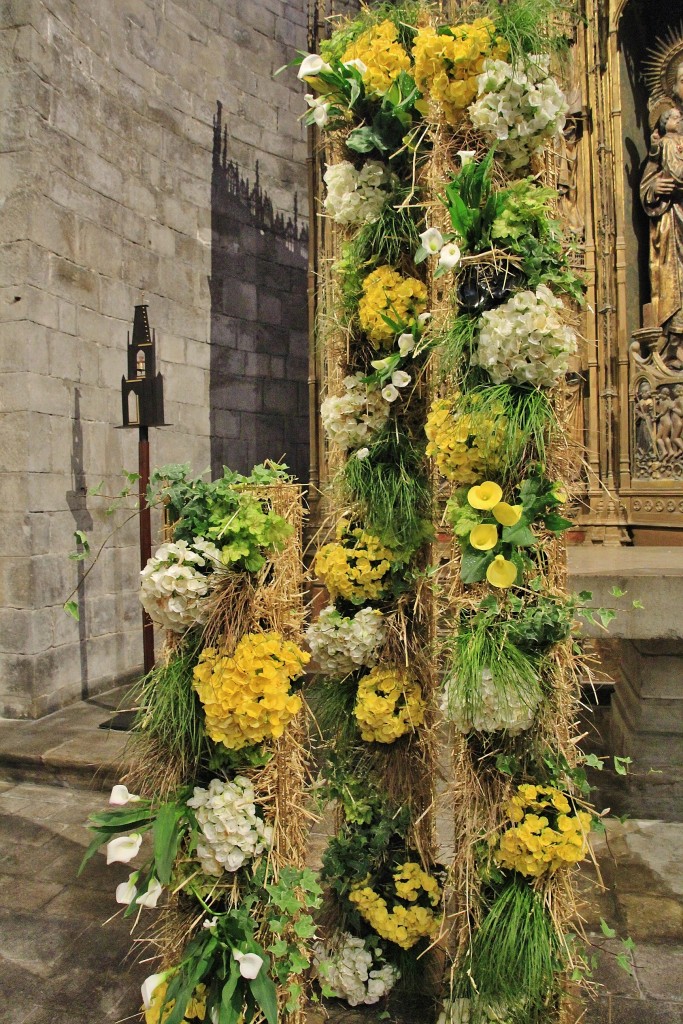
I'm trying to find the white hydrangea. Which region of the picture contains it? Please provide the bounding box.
[324,160,391,225]
[306,605,386,675]
[472,284,577,388]
[320,374,390,451]
[441,668,541,736]
[187,777,273,876]
[314,933,399,1007]
[139,538,221,632]
[469,57,566,171]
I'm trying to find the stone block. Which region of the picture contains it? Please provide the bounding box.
[0,410,30,471]
[77,220,123,278]
[48,256,98,309]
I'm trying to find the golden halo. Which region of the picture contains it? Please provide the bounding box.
[644,24,683,101]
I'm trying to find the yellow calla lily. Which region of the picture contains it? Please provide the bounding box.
[492,502,523,527]
[468,481,503,510]
[469,524,499,550]
[486,554,517,589]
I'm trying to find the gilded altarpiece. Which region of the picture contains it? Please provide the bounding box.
[573,0,683,538]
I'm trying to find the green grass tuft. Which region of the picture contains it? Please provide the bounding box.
[342,424,432,557]
[489,0,576,62]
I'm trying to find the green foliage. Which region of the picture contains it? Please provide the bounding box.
[149,462,293,573]
[134,637,210,774]
[489,0,576,62]
[441,158,584,302]
[505,593,575,654]
[457,877,563,1013]
[342,425,433,556]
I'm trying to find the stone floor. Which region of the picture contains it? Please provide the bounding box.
[0,688,681,1024]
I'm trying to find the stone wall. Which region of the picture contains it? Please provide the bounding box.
[0,0,309,717]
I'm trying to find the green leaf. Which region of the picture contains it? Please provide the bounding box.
[613,756,632,776]
[632,599,644,610]
[622,936,636,952]
[501,522,536,547]
[64,600,80,621]
[616,953,634,976]
[597,608,616,628]
[459,546,493,584]
[293,916,317,939]
[346,125,387,154]
[578,590,593,602]
[600,918,617,939]
[249,969,278,1024]
[584,753,604,770]
[610,586,626,598]
[219,964,243,1024]
[77,829,111,875]
[73,530,90,551]
[153,802,184,884]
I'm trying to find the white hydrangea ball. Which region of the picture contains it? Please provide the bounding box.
[314,933,399,1007]
[320,374,390,452]
[187,777,273,877]
[441,668,541,736]
[306,605,386,675]
[139,538,221,632]
[324,160,391,225]
[472,284,577,387]
[469,57,566,171]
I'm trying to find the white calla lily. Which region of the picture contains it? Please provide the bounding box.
[233,950,264,979]
[370,357,392,371]
[141,973,166,1010]
[311,104,330,128]
[356,447,370,460]
[136,878,163,909]
[398,333,415,356]
[343,58,367,74]
[457,149,476,166]
[419,227,444,254]
[115,873,138,905]
[109,784,141,806]
[417,311,432,325]
[381,384,399,403]
[106,833,143,865]
[298,54,331,79]
[438,242,461,270]
[391,370,411,388]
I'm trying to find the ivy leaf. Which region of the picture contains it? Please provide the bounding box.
[600,918,617,939]
[613,756,632,776]
[64,600,80,620]
[610,585,626,598]
[632,599,644,610]
[583,753,604,770]
[293,916,317,939]
[616,953,634,976]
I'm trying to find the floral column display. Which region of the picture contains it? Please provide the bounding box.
[80,463,319,1024]
[297,2,597,1022]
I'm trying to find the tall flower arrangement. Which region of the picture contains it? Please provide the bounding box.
[80,463,320,1024]
[299,2,595,1022]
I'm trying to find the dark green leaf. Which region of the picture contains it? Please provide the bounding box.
[77,830,111,875]
[64,600,80,620]
[459,546,493,584]
[153,802,185,885]
[501,522,536,547]
[249,969,278,1024]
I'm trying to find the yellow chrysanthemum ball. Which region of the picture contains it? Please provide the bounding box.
[358,265,428,348]
[424,397,506,485]
[314,520,395,604]
[193,632,309,750]
[495,784,593,878]
[412,18,509,124]
[349,864,441,949]
[145,982,207,1024]
[354,665,425,743]
[342,19,411,96]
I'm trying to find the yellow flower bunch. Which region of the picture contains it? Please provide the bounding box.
[412,19,509,123]
[495,784,593,878]
[349,863,441,949]
[145,982,207,1024]
[358,265,428,348]
[342,20,412,96]
[314,520,394,603]
[425,397,507,485]
[354,665,425,743]
[193,632,309,750]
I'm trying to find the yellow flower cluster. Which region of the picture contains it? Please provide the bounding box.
[145,982,207,1024]
[358,266,428,348]
[495,784,593,878]
[425,397,506,485]
[342,20,411,96]
[314,520,394,603]
[193,632,309,750]
[349,863,441,949]
[412,19,508,123]
[354,666,425,743]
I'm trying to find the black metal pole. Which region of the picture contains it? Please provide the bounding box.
[139,424,155,674]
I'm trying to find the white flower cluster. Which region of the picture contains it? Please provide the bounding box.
[321,374,390,451]
[469,57,566,171]
[314,934,399,1007]
[473,284,577,387]
[306,605,386,675]
[324,160,391,226]
[187,776,273,876]
[441,669,541,736]
[139,538,221,632]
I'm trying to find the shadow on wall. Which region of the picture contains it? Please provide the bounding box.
[66,387,93,700]
[209,101,310,482]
